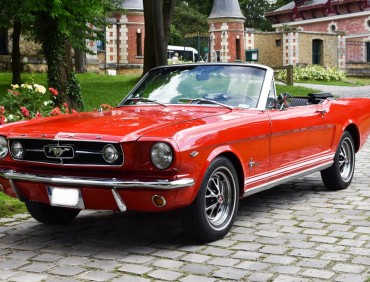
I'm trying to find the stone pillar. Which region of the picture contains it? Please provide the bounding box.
[283,32,299,66]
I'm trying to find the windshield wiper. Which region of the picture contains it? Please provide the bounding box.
[125,97,167,107]
[179,98,233,110]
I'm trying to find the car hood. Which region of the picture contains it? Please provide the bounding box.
[1,106,231,142]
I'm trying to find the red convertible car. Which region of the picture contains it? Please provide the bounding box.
[1,63,370,242]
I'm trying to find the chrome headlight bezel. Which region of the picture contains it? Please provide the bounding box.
[150,142,174,170]
[11,141,24,160]
[0,136,8,159]
[102,144,121,164]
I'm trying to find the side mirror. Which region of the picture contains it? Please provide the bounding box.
[277,92,292,110]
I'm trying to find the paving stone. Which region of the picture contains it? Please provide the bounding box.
[332,263,366,274]
[212,267,249,280]
[180,263,215,275]
[152,259,184,269]
[111,274,151,282]
[236,260,269,271]
[268,265,301,275]
[301,269,335,279]
[263,255,296,265]
[78,270,118,281]
[289,248,319,258]
[180,275,216,282]
[8,273,48,282]
[181,253,211,263]
[49,265,86,276]
[117,264,152,275]
[247,272,274,282]
[272,275,310,282]
[297,258,330,269]
[148,269,183,281]
[20,262,55,273]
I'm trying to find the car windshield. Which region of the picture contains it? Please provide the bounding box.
[120,65,267,109]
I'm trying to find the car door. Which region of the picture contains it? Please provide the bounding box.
[267,105,326,180]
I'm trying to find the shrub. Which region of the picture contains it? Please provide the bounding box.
[0,83,76,124]
[277,65,346,82]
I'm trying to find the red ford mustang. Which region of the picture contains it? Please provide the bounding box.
[1,63,370,242]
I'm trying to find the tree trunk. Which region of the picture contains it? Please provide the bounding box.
[11,21,22,85]
[143,0,176,75]
[74,47,86,73]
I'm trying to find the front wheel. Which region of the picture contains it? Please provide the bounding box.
[25,201,80,224]
[182,157,239,242]
[321,131,355,190]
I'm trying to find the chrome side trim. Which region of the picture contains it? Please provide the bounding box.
[243,161,333,198]
[0,170,194,190]
[112,189,127,212]
[245,153,335,185]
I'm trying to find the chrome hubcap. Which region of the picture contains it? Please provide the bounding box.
[339,137,354,182]
[205,166,235,229]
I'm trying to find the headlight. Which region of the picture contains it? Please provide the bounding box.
[11,141,24,159]
[151,142,173,170]
[0,136,8,159]
[102,144,120,163]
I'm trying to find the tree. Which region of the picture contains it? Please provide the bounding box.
[0,0,33,85]
[29,0,114,111]
[239,0,275,31]
[170,2,209,46]
[143,0,177,74]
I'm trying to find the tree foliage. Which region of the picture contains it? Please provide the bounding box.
[28,0,115,111]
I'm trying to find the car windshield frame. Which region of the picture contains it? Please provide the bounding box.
[119,63,274,111]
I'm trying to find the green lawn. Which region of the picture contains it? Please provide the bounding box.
[0,71,326,218]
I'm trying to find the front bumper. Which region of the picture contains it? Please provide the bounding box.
[0,170,195,212]
[0,170,195,190]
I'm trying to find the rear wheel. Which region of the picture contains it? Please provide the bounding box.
[182,157,239,242]
[321,131,355,190]
[25,201,80,224]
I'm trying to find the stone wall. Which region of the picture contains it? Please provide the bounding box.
[253,32,283,68]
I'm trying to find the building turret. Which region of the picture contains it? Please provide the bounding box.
[208,0,246,62]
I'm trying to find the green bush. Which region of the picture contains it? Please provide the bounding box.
[278,65,346,81]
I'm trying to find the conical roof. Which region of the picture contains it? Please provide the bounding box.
[120,0,143,11]
[208,0,245,20]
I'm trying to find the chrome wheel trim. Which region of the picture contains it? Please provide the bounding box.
[204,166,236,230]
[339,137,354,182]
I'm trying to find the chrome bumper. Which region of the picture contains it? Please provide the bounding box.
[0,170,195,190]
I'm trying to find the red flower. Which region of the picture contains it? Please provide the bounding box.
[36,111,42,118]
[7,90,19,96]
[50,107,62,116]
[49,87,59,96]
[20,107,30,118]
[71,109,78,114]
[0,115,6,125]
[0,106,5,115]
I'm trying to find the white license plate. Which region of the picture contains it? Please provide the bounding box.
[47,187,85,209]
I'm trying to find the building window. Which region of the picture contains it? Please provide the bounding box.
[276,39,282,47]
[328,21,338,33]
[236,37,241,61]
[366,42,370,62]
[136,28,142,56]
[312,39,323,65]
[0,29,7,55]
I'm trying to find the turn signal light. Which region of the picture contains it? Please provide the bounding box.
[152,195,166,208]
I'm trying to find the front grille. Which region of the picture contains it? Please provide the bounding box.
[8,139,123,166]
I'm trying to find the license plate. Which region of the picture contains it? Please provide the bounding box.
[47,187,85,209]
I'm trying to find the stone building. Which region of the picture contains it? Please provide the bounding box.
[266,0,370,66]
[0,0,351,72]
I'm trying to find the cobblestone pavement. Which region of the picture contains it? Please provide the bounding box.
[0,87,370,282]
